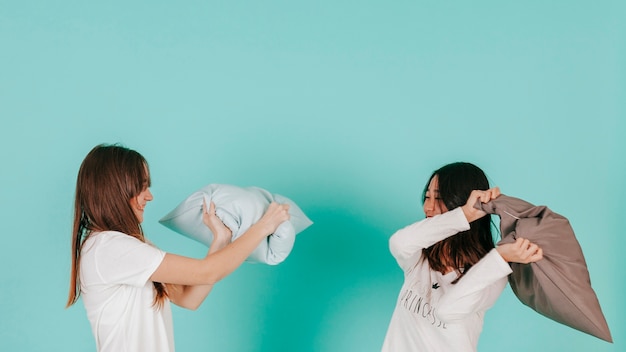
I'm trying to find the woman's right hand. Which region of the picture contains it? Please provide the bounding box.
[202,200,233,246]
[461,187,501,223]
[255,202,291,236]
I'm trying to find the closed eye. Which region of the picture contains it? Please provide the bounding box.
[424,196,441,200]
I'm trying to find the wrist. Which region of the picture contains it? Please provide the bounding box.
[496,246,510,262]
[213,237,230,246]
[461,204,475,223]
[250,222,274,238]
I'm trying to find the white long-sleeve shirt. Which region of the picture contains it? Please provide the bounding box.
[382,208,512,352]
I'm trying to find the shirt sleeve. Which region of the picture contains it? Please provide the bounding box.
[436,248,513,323]
[93,231,166,287]
[389,207,470,271]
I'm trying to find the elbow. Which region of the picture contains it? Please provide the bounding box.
[436,309,454,324]
[436,306,465,324]
[388,233,405,257]
[170,287,205,311]
[185,302,202,311]
[174,300,202,311]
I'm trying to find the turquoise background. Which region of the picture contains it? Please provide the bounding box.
[1,1,624,351]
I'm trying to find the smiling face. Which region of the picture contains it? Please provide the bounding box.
[129,167,153,223]
[423,175,449,218]
[130,185,153,223]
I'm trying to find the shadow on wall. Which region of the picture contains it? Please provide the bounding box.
[228,205,402,352]
[158,163,413,352]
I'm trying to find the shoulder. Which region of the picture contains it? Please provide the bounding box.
[82,231,165,267]
[83,231,160,255]
[83,230,134,247]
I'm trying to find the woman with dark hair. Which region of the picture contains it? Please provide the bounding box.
[66,144,290,352]
[382,162,543,352]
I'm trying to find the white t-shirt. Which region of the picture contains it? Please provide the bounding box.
[382,208,513,352]
[80,231,174,352]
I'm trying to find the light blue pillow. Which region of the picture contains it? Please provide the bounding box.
[159,184,313,265]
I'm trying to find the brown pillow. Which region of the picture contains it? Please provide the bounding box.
[475,195,612,342]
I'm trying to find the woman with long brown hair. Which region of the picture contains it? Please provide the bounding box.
[67,144,290,352]
[382,162,543,352]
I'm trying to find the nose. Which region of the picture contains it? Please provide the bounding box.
[423,197,434,213]
[146,188,154,201]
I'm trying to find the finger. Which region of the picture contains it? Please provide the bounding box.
[479,192,488,203]
[484,188,496,202]
[202,199,208,213]
[469,190,481,204]
[520,238,530,249]
[527,248,543,262]
[481,190,491,203]
[272,203,288,212]
[283,205,291,219]
[209,201,216,214]
[274,204,290,220]
[276,204,289,216]
[520,239,532,255]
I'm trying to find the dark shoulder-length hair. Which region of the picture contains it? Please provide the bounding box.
[422,162,495,282]
[66,144,167,308]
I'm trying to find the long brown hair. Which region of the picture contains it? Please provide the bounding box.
[66,144,168,308]
[422,162,495,283]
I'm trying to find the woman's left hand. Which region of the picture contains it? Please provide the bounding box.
[496,237,543,263]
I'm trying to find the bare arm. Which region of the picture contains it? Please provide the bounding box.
[152,201,290,310]
[164,238,225,309]
[164,201,231,309]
